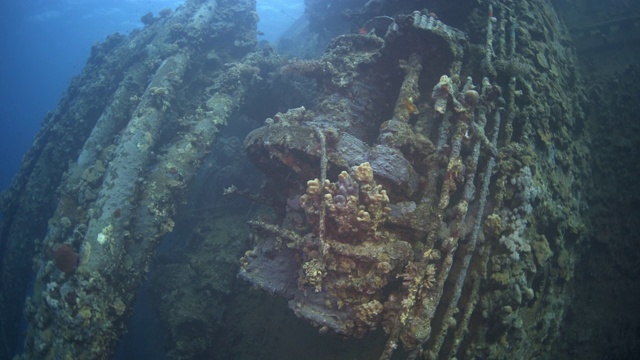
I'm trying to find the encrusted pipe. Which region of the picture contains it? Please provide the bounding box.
[431,103,502,358]
[17,1,263,357]
[393,54,422,123]
[485,3,496,72]
[315,128,328,254]
[81,52,189,272]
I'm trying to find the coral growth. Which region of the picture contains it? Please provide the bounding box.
[52,244,78,274]
[300,162,390,243]
[498,166,539,261]
[285,163,413,337]
[0,1,598,359]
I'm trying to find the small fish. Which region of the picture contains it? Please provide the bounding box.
[359,27,369,35]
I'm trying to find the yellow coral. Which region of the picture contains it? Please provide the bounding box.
[355,300,384,327]
[97,224,113,246]
[303,259,325,292]
[354,162,374,183]
[483,213,502,238]
[402,97,418,115]
[306,178,321,195]
[356,210,371,223]
[113,298,126,316]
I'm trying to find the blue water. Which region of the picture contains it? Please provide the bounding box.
[0,0,302,193]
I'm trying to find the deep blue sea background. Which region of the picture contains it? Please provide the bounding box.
[0,0,302,195]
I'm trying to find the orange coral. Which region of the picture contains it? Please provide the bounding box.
[402,98,418,114]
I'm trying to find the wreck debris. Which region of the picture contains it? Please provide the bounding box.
[240,3,589,360]
[0,0,598,359]
[393,54,422,123]
[1,0,279,358]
